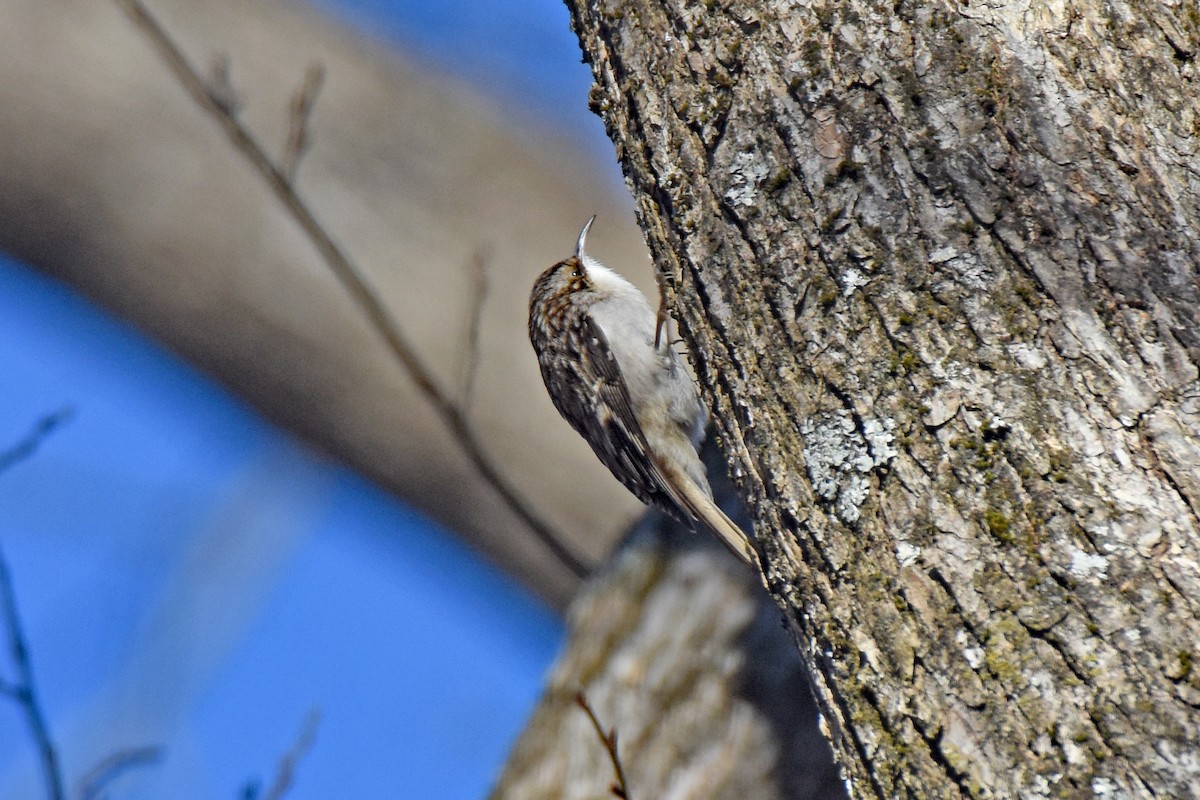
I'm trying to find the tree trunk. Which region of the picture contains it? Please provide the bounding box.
[567,0,1200,796]
[490,454,846,800]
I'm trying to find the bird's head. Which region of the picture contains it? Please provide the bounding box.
[529,215,606,318]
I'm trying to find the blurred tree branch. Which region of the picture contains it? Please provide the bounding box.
[113,0,589,579]
[0,546,64,800]
[260,710,320,800]
[0,409,73,477]
[0,0,655,606]
[281,64,324,181]
[76,747,162,800]
[0,412,76,799]
[458,247,491,411]
[491,505,845,800]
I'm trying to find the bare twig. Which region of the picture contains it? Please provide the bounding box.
[281,64,325,180]
[0,412,73,800]
[0,548,65,800]
[575,691,631,800]
[0,408,74,476]
[76,746,163,800]
[113,0,589,578]
[261,709,321,800]
[459,247,491,410]
[207,53,240,115]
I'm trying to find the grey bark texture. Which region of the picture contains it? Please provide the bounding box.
[567,0,1200,797]
[490,456,846,800]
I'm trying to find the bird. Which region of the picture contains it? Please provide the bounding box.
[528,217,759,569]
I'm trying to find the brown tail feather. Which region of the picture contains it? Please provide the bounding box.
[654,455,761,570]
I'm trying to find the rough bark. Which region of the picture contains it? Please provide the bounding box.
[490,455,846,800]
[568,0,1200,797]
[0,0,655,606]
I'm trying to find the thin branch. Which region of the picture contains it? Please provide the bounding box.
[281,64,325,180]
[459,246,491,410]
[76,746,163,800]
[113,0,589,578]
[261,709,321,800]
[0,548,65,800]
[0,408,74,476]
[207,53,240,116]
[575,691,631,800]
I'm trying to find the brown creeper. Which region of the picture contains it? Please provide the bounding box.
[528,217,759,568]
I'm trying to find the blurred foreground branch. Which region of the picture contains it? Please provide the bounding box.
[458,247,491,411]
[0,547,64,800]
[491,452,845,800]
[77,747,163,800]
[113,0,588,579]
[261,709,321,800]
[0,412,74,800]
[0,409,74,477]
[281,64,324,180]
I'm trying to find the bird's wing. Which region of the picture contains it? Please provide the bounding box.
[532,307,676,506]
[538,312,679,511]
[536,313,759,569]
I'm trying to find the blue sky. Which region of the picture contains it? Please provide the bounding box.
[313,0,605,148]
[0,2,607,798]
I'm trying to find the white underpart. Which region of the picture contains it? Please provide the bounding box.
[583,256,711,493]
